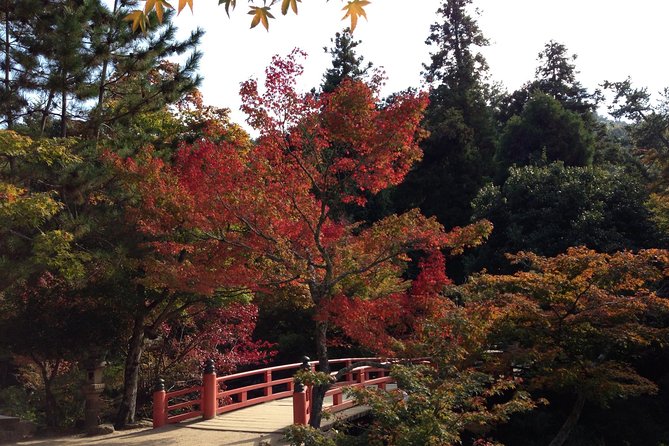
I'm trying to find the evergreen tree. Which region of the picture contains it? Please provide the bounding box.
[395,0,497,230]
[0,0,41,129]
[498,40,598,125]
[534,40,596,116]
[321,27,372,93]
[497,92,595,168]
[467,162,661,274]
[6,0,202,139]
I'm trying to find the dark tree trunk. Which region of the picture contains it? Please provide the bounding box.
[40,89,55,137]
[548,392,586,446]
[60,85,67,137]
[92,0,117,143]
[4,2,13,129]
[115,314,146,429]
[308,321,331,428]
[34,357,61,428]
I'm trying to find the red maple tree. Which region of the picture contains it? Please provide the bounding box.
[122,50,491,426]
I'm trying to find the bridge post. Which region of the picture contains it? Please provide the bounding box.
[345,359,352,383]
[357,367,366,385]
[292,356,310,425]
[202,359,218,420]
[264,370,272,397]
[152,378,167,428]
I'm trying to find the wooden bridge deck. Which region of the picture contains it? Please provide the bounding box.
[17,396,374,446]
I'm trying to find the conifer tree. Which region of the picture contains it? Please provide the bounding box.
[0,0,41,130]
[5,0,202,140]
[395,0,497,230]
[498,40,598,125]
[321,27,372,94]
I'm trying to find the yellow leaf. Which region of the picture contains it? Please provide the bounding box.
[281,0,300,15]
[248,6,274,31]
[144,0,156,13]
[124,10,149,33]
[177,0,193,14]
[341,0,370,32]
[156,0,173,22]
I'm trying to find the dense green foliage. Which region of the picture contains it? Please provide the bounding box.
[497,93,595,168]
[468,162,661,273]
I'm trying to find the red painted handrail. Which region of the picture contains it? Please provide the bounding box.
[152,357,402,428]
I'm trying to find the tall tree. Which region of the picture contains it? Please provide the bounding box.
[0,0,41,129]
[498,40,598,125]
[4,0,202,139]
[604,79,669,238]
[396,0,497,229]
[321,27,373,94]
[122,51,492,427]
[496,92,595,168]
[533,40,596,116]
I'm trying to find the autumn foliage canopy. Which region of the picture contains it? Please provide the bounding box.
[116,51,493,383]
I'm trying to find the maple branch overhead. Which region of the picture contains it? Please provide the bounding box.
[126,0,372,33]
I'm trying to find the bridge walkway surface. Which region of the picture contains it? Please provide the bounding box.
[15,395,372,446]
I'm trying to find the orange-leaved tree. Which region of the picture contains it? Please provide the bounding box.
[464,247,669,446]
[122,50,491,427]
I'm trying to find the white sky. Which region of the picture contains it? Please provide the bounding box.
[168,0,669,128]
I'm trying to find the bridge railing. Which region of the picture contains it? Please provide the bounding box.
[292,359,396,425]
[152,356,385,428]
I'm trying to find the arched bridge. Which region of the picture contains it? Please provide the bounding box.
[152,357,398,432]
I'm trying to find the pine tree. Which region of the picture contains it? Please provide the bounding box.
[0,0,41,130]
[321,27,372,93]
[498,40,598,125]
[395,0,497,231]
[7,0,202,140]
[534,40,596,116]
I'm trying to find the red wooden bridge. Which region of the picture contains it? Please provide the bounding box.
[152,357,396,431]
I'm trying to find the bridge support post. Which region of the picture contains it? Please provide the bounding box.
[292,356,311,425]
[202,359,218,420]
[152,378,167,428]
[293,388,308,425]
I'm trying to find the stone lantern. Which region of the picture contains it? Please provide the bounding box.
[82,358,111,435]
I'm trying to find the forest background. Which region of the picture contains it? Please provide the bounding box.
[1,1,669,445]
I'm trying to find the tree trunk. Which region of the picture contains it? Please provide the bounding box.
[308,321,330,428]
[60,85,67,137]
[92,0,117,143]
[548,392,586,446]
[115,314,146,429]
[43,377,60,428]
[34,357,61,428]
[40,89,55,137]
[4,2,13,129]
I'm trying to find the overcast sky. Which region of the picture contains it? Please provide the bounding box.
[168,0,669,128]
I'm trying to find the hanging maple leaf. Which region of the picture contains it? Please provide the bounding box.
[177,0,193,13]
[219,0,237,17]
[248,6,274,30]
[124,10,149,33]
[342,0,370,32]
[144,0,173,22]
[281,0,300,15]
